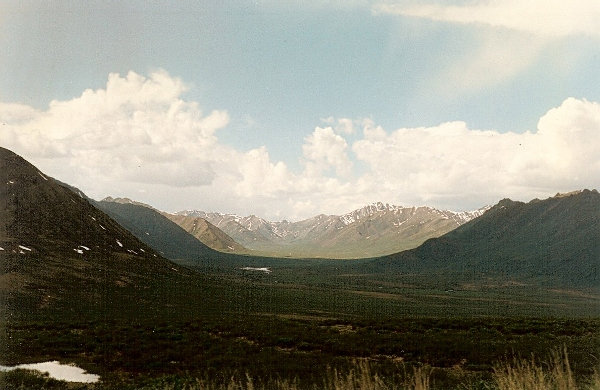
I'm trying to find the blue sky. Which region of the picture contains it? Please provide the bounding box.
[1,1,599,220]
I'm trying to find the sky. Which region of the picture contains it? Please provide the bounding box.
[1,0,599,221]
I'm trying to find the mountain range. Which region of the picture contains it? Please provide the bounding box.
[98,197,249,254]
[370,190,600,288]
[94,198,220,263]
[2,144,598,305]
[173,203,489,258]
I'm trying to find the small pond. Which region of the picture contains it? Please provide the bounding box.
[0,360,100,383]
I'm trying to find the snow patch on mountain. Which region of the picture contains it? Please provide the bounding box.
[177,202,491,254]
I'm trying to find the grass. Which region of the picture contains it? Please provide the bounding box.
[100,353,600,389]
[2,251,600,389]
[491,347,600,390]
[4,349,598,389]
[2,315,599,389]
[0,369,79,390]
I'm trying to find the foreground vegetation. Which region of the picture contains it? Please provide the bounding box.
[2,313,599,389]
[2,253,599,389]
[2,348,599,389]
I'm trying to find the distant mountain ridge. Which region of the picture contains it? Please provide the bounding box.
[95,199,221,263]
[100,197,249,254]
[163,213,248,254]
[175,202,490,258]
[101,196,156,209]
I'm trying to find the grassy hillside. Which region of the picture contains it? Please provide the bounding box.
[371,190,600,289]
[96,200,221,264]
[0,146,194,320]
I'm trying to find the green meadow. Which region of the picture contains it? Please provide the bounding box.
[2,256,599,389]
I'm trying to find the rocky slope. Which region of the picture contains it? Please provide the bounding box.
[163,213,248,253]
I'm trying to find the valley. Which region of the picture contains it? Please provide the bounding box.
[99,196,490,259]
[3,2,600,387]
[1,147,599,389]
[170,203,489,259]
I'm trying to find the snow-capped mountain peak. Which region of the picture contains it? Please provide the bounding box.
[172,202,490,258]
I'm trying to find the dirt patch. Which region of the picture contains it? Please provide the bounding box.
[350,290,414,301]
[549,289,600,300]
[261,313,338,321]
[325,324,356,334]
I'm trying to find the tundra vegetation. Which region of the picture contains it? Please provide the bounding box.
[2,265,599,389]
[1,148,598,389]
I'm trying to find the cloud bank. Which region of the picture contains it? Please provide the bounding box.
[353,98,600,207]
[375,0,600,38]
[1,71,599,220]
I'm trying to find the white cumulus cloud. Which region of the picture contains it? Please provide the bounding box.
[0,70,230,190]
[302,126,353,178]
[351,97,600,209]
[234,146,293,198]
[1,69,598,220]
